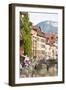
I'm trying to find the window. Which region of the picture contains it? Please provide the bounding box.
[41,44,45,48]
[41,39,45,42]
[42,51,45,54]
[37,37,39,41]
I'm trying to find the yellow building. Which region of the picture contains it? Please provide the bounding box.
[31,26,46,60]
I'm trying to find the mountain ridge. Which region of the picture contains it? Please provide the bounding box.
[37,20,58,34]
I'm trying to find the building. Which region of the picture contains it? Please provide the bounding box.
[31,26,46,60]
[31,25,58,60]
[45,44,57,60]
[45,32,58,60]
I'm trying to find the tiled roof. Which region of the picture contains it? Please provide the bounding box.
[32,26,45,38]
[32,25,57,45]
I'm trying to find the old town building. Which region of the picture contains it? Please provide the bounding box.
[31,26,58,60]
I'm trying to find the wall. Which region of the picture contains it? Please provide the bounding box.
[0,0,66,90]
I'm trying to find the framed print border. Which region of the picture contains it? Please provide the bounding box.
[9,3,64,86]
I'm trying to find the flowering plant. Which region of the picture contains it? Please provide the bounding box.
[24,59,31,67]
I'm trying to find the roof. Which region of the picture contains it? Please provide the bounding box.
[32,26,45,38]
[32,25,58,45]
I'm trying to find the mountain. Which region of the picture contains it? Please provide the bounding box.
[37,20,58,34]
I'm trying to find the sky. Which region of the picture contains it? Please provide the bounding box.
[29,12,58,25]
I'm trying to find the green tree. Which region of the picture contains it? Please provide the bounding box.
[20,12,32,57]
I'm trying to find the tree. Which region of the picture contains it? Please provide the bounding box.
[20,12,32,57]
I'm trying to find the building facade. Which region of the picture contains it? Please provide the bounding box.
[31,26,58,60]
